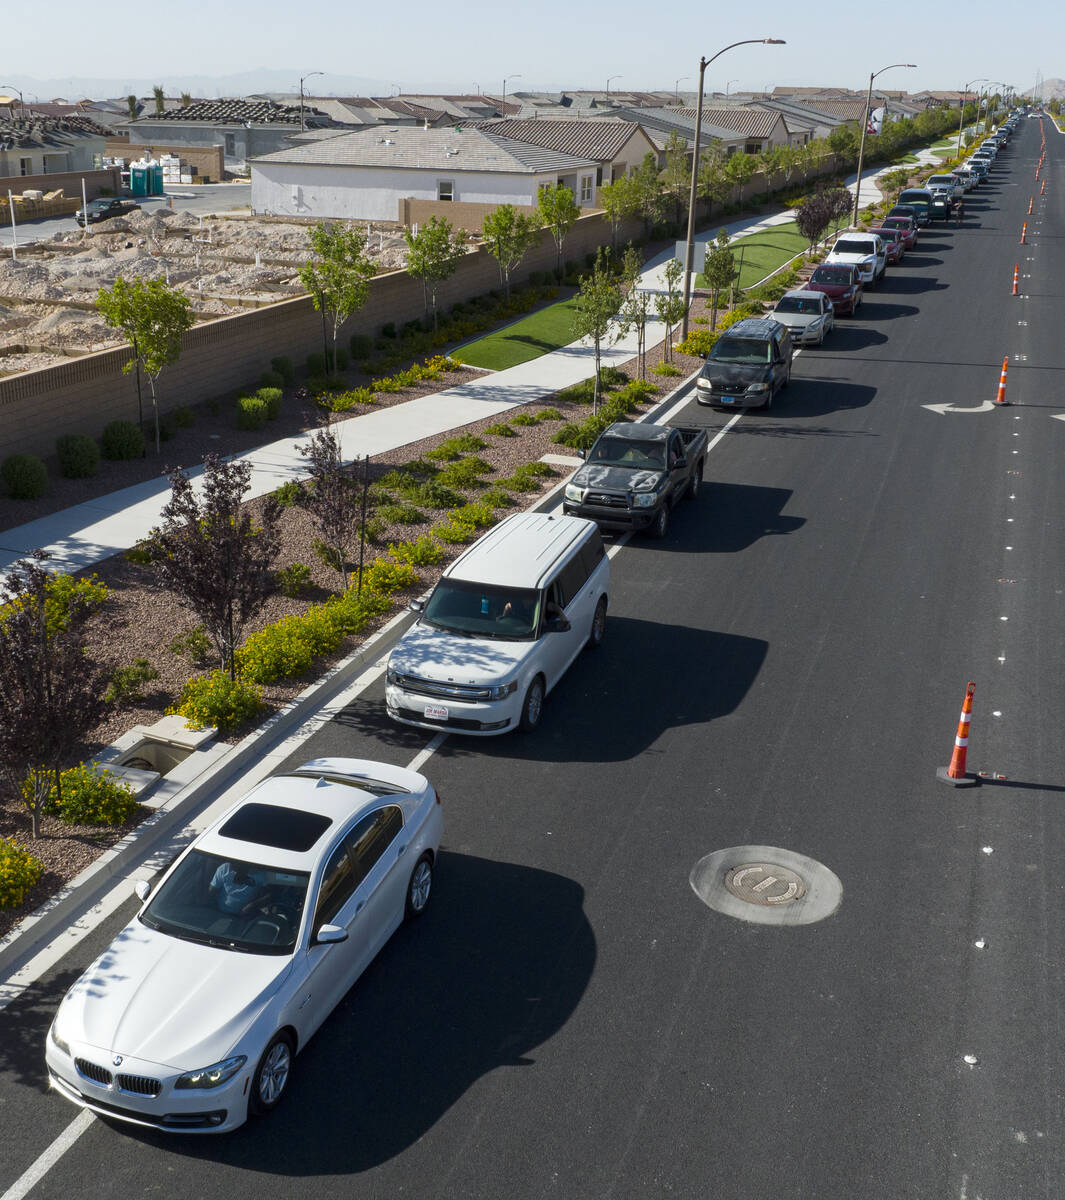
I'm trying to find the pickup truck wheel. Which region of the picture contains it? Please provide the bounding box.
[588,597,607,648]
[687,465,702,500]
[648,504,669,539]
[519,676,545,733]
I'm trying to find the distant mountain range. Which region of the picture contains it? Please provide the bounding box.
[1029,77,1065,100]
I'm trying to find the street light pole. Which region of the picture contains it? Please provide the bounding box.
[1,84,25,120]
[725,79,739,99]
[607,75,621,97]
[957,78,988,156]
[680,38,785,341]
[502,75,521,113]
[299,71,323,133]
[674,77,690,104]
[852,62,916,227]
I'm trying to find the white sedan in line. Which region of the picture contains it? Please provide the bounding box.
[46,758,443,1133]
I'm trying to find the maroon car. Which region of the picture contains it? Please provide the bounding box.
[870,225,905,264]
[879,213,918,250]
[805,262,863,316]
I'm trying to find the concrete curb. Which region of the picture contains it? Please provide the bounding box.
[0,365,702,982]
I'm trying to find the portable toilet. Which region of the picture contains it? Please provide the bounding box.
[129,158,164,196]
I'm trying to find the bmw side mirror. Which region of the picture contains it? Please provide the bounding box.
[134,880,151,901]
[409,598,424,613]
[314,924,348,945]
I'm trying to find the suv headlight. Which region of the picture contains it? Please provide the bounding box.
[564,483,583,502]
[386,665,398,685]
[632,492,657,508]
[175,1055,247,1090]
[746,382,770,394]
[487,681,517,700]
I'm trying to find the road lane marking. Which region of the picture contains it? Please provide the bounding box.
[1,1109,95,1200]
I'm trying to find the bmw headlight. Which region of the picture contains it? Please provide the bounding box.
[487,681,518,700]
[175,1055,247,1090]
[632,492,657,508]
[49,1022,70,1056]
[564,483,584,502]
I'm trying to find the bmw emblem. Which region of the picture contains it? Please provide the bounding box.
[113,1055,123,1067]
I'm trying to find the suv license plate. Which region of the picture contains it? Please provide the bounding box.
[424,704,448,721]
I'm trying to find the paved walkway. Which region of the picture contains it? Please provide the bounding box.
[0,151,935,575]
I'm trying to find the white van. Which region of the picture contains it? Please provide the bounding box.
[385,512,609,735]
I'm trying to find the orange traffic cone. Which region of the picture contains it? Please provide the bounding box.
[1021,222,1028,243]
[1012,264,1019,295]
[1028,197,1034,214]
[995,355,1010,405]
[937,681,978,787]
[1041,179,1047,195]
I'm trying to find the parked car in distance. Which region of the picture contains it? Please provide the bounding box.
[895,188,935,225]
[880,213,918,250]
[869,226,905,264]
[563,421,708,538]
[805,262,863,315]
[952,166,977,191]
[46,758,444,1133]
[825,231,886,286]
[75,197,141,226]
[386,512,609,735]
[926,173,962,205]
[966,158,990,182]
[928,195,952,222]
[694,316,793,411]
[771,288,835,345]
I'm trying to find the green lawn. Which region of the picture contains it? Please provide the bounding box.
[697,220,807,290]
[453,297,581,370]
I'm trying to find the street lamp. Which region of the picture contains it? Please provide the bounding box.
[299,71,323,133]
[851,62,916,226]
[725,79,739,99]
[607,75,622,97]
[1,84,25,120]
[502,75,521,113]
[674,76,690,104]
[680,38,786,340]
[957,77,988,156]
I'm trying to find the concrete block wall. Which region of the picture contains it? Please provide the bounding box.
[0,167,122,204]
[399,197,539,234]
[105,140,225,183]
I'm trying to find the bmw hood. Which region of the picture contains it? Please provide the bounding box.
[56,920,290,1069]
[390,623,531,686]
[571,463,660,493]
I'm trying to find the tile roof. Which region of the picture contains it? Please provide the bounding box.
[251,125,598,174]
[607,106,744,145]
[472,118,650,161]
[0,115,110,152]
[675,107,782,139]
[134,99,330,127]
[790,99,869,122]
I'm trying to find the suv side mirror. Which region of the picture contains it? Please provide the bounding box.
[576,447,586,459]
[546,615,571,634]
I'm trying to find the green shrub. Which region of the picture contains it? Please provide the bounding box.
[101,420,145,460]
[484,422,516,438]
[277,562,312,598]
[500,463,554,492]
[56,435,100,480]
[124,533,165,566]
[169,626,212,666]
[376,501,425,524]
[105,658,159,705]
[28,572,109,635]
[255,387,283,419]
[325,387,375,413]
[168,671,265,733]
[652,362,682,377]
[271,355,295,384]
[481,485,515,509]
[404,478,464,509]
[601,366,628,388]
[535,407,563,421]
[333,347,350,372]
[675,329,719,357]
[449,500,496,530]
[1,453,48,499]
[307,351,327,375]
[35,764,138,826]
[174,405,196,428]
[259,369,285,391]
[363,516,388,543]
[509,412,539,427]
[272,479,302,507]
[236,395,269,430]
[349,333,373,359]
[556,378,597,405]
[0,838,43,909]
[362,558,419,595]
[432,518,478,544]
[312,538,345,574]
[237,613,337,684]
[388,535,442,566]
[425,434,487,461]
[437,456,494,489]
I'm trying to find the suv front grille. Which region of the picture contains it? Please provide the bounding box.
[585,492,628,509]
[392,673,493,701]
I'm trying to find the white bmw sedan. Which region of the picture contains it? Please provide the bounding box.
[46,758,442,1133]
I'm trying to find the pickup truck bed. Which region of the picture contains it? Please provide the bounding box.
[562,421,708,538]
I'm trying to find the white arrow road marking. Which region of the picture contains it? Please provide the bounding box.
[923,400,999,414]
[1052,414,1065,422]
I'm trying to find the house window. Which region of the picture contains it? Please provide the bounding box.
[596,166,603,185]
[224,133,236,156]
[20,157,32,176]
[745,141,762,155]
[579,175,593,203]
[438,180,454,201]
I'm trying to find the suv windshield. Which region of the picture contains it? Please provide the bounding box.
[775,296,822,315]
[140,849,309,955]
[422,578,541,640]
[833,239,875,255]
[709,336,773,365]
[587,436,665,470]
[811,266,853,285]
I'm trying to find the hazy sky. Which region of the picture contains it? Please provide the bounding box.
[5,0,1053,97]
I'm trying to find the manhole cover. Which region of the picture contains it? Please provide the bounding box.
[690,845,842,926]
[724,862,806,906]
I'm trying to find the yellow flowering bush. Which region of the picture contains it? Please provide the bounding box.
[168,671,265,733]
[0,838,43,910]
[25,764,138,826]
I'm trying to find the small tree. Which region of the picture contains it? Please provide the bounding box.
[572,249,622,405]
[631,152,664,236]
[614,244,651,379]
[654,258,686,363]
[404,216,464,331]
[481,205,539,299]
[536,183,580,281]
[796,189,839,251]
[298,222,377,371]
[703,228,739,329]
[660,131,690,224]
[152,455,282,678]
[827,186,853,234]
[152,85,165,115]
[698,145,732,219]
[725,151,758,194]
[597,176,637,253]
[297,421,363,589]
[96,277,194,455]
[0,554,110,839]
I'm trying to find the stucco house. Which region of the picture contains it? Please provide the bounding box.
[0,114,109,178]
[473,118,659,185]
[249,125,599,223]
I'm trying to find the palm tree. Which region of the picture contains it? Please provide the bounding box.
[126,94,139,120]
[180,92,192,108]
[152,85,165,115]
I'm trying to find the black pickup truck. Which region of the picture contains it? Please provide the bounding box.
[562,421,708,538]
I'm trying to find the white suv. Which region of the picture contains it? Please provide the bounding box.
[825,232,886,286]
[385,512,609,735]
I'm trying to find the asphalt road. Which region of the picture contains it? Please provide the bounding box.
[0,183,252,247]
[3,120,1064,1199]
